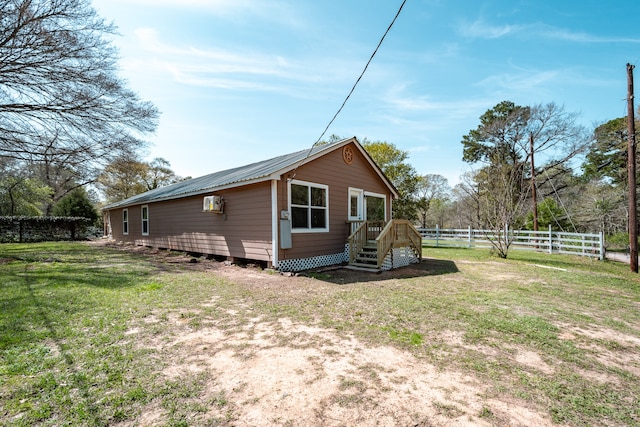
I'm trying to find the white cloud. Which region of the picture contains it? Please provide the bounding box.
[383,84,492,117]
[540,26,640,43]
[126,28,360,96]
[108,0,303,28]
[133,28,295,84]
[459,18,640,44]
[458,18,525,39]
[476,69,560,94]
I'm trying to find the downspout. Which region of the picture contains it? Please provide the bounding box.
[271,180,279,269]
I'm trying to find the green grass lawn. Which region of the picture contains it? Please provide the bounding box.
[1,242,639,426]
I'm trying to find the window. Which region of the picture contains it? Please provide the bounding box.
[289,180,328,232]
[141,205,149,236]
[348,188,363,221]
[122,209,129,235]
[365,193,386,221]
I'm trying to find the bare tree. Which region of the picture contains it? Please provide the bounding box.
[0,0,159,199]
[460,101,589,257]
[455,165,528,258]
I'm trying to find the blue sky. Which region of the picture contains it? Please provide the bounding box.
[91,0,640,186]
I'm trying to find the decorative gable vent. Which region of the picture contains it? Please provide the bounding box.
[203,195,224,213]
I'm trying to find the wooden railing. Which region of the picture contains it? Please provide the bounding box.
[376,221,395,267]
[395,220,423,256]
[348,220,423,269]
[347,220,385,240]
[348,221,368,265]
[376,220,423,266]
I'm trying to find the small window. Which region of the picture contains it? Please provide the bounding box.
[289,180,328,232]
[122,209,129,235]
[348,188,363,221]
[141,205,149,236]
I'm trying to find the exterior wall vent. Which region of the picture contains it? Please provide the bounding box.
[203,195,224,213]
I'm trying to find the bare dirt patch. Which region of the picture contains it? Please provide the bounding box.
[98,241,560,426]
[91,242,552,426]
[136,315,553,427]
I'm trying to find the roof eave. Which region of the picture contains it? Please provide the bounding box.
[102,175,276,210]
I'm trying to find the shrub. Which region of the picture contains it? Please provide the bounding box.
[0,216,93,243]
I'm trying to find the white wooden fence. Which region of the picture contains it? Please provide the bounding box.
[419,225,604,260]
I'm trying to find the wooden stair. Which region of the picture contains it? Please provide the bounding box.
[347,220,422,272]
[349,241,380,271]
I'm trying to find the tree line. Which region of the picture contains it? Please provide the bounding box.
[1,0,636,258]
[359,101,638,258]
[0,0,165,220]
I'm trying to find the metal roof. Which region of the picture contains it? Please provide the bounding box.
[104,137,386,209]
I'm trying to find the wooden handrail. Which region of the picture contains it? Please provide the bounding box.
[349,220,423,269]
[347,221,368,265]
[375,220,395,267]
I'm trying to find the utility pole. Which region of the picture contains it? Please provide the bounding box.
[530,133,538,232]
[627,63,638,273]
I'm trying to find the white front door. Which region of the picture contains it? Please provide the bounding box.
[348,188,364,221]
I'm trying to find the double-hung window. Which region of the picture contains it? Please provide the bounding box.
[289,180,328,232]
[122,209,129,235]
[141,205,149,236]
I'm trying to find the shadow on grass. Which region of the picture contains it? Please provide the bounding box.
[0,244,160,424]
[24,271,103,425]
[1,250,153,348]
[307,258,459,285]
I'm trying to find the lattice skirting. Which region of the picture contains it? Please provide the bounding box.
[382,247,420,271]
[278,250,348,272]
[278,244,417,272]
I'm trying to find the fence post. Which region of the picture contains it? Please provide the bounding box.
[436,224,439,247]
[548,224,553,254]
[599,231,604,260]
[468,225,472,248]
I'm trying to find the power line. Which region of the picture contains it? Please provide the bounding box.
[289,0,407,181]
[311,0,407,147]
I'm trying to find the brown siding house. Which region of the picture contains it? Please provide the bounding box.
[103,137,399,271]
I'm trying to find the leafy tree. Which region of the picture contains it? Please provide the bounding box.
[414,174,450,228]
[572,178,627,236]
[141,157,181,191]
[524,197,572,231]
[462,101,530,166]
[461,101,588,257]
[421,197,454,228]
[98,156,182,203]
[582,117,636,186]
[98,157,149,203]
[461,102,531,256]
[580,116,640,236]
[52,187,98,223]
[0,175,51,216]
[0,0,159,195]
[362,139,419,220]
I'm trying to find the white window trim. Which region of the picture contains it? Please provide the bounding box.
[348,187,364,221]
[122,208,129,235]
[288,179,329,233]
[364,191,387,221]
[141,205,149,236]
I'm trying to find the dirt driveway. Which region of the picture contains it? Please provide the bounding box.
[106,243,556,426]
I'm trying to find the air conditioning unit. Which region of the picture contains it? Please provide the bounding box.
[203,195,224,213]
